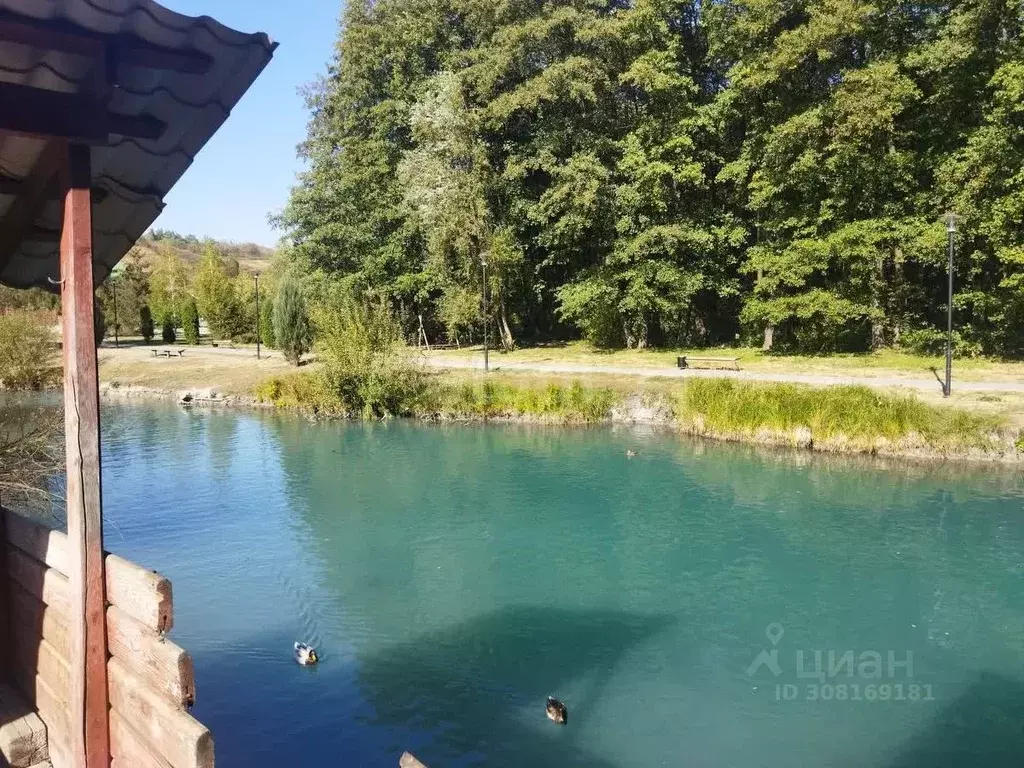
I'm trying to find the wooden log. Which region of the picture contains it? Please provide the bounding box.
[4,510,68,574]
[105,554,174,633]
[0,683,48,768]
[4,511,174,632]
[106,605,194,708]
[31,675,70,756]
[6,546,70,616]
[9,586,194,709]
[10,634,71,723]
[107,658,213,768]
[9,584,71,661]
[109,709,174,768]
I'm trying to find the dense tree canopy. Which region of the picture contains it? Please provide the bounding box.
[279,0,1024,355]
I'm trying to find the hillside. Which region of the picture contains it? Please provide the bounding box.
[134,230,274,275]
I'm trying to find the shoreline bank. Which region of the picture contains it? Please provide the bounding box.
[98,380,1024,466]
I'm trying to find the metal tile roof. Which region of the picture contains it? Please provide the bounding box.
[0,0,276,289]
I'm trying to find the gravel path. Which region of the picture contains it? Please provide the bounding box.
[422,356,1024,394]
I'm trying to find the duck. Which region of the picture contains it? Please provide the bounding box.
[546,696,568,725]
[294,642,319,666]
[626,450,639,458]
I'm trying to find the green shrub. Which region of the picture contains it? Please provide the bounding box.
[94,300,106,346]
[0,312,59,390]
[273,278,310,364]
[433,378,615,421]
[676,378,1001,448]
[255,372,332,410]
[314,293,427,417]
[1016,434,1024,454]
[181,300,200,345]
[161,315,176,343]
[900,328,983,358]
[140,305,154,342]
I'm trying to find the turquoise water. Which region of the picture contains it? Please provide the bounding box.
[92,404,1024,767]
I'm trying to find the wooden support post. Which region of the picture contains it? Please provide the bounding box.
[59,142,109,768]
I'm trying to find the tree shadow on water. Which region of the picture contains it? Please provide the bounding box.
[357,605,676,768]
[886,671,1024,768]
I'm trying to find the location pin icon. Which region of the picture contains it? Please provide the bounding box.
[765,623,785,646]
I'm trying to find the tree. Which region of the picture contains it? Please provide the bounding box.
[161,316,176,344]
[97,250,149,338]
[193,244,239,339]
[139,305,155,342]
[273,278,311,365]
[181,300,200,345]
[149,248,189,330]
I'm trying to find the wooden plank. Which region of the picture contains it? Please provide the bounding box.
[5,511,69,574]
[107,606,193,708]
[10,584,193,710]
[60,142,110,768]
[31,676,70,757]
[109,709,174,768]
[9,583,71,660]
[10,634,71,714]
[106,554,174,633]
[7,546,71,616]
[5,511,175,632]
[107,658,213,768]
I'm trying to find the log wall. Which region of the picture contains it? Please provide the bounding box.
[2,508,212,768]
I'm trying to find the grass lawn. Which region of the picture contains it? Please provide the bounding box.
[426,342,1024,383]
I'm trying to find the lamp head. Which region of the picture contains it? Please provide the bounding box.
[944,212,958,234]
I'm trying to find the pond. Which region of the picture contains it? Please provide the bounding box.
[90,403,1024,767]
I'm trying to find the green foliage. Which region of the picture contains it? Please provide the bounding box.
[279,0,1024,357]
[0,312,58,390]
[260,295,276,348]
[194,245,241,339]
[273,278,311,364]
[314,293,427,418]
[433,379,616,422]
[94,300,106,346]
[139,305,155,342]
[97,251,149,338]
[676,379,1002,449]
[181,300,200,345]
[161,316,176,344]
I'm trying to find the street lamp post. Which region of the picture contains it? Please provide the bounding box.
[254,273,261,361]
[944,212,958,398]
[481,257,489,373]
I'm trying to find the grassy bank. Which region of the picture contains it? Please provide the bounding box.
[252,370,1021,461]
[428,342,1024,383]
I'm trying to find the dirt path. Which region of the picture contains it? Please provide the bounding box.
[421,355,1024,394]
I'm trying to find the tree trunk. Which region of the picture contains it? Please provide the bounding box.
[499,301,514,351]
[762,325,774,352]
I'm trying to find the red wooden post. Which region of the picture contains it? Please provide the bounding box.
[59,142,110,768]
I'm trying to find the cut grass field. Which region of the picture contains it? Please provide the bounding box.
[426,342,1024,383]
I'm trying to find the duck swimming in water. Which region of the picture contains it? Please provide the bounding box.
[626,450,639,458]
[294,642,319,666]
[546,696,568,725]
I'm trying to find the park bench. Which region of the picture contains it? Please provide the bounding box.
[677,355,740,371]
[150,349,185,358]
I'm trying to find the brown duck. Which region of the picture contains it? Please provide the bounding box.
[546,696,568,725]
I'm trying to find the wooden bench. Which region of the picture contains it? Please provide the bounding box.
[677,355,740,371]
[150,349,185,358]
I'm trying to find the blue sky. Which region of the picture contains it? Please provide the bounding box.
[153,0,342,246]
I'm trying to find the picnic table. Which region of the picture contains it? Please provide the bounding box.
[677,355,740,371]
[150,349,185,358]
